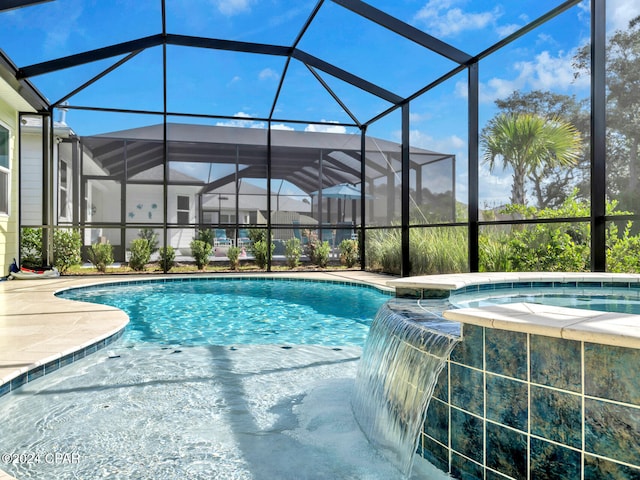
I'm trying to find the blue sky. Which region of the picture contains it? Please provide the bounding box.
[1,0,639,205]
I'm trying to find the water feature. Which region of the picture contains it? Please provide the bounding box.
[352,299,461,477]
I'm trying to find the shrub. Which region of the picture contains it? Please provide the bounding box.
[285,237,302,268]
[53,229,82,273]
[252,239,274,269]
[138,228,159,253]
[339,239,359,268]
[194,229,214,247]
[305,232,331,268]
[159,246,175,272]
[227,246,241,270]
[88,242,114,273]
[190,239,212,269]
[20,227,43,268]
[129,238,151,271]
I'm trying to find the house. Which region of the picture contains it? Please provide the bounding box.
[0,49,48,275]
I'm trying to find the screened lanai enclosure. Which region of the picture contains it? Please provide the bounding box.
[1,0,635,274]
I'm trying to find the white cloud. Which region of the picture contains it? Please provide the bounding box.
[607,0,640,32]
[304,122,347,134]
[414,0,501,37]
[258,68,279,81]
[213,0,254,16]
[495,24,520,37]
[216,112,266,129]
[271,124,295,131]
[455,49,590,104]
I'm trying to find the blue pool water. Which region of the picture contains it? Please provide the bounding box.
[57,278,391,346]
[450,285,640,314]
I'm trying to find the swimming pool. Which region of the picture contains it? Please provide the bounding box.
[57,278,390,346]
[1,278,449,479]
[449,284,640,314]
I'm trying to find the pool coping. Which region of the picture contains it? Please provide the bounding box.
[387,272,640,349]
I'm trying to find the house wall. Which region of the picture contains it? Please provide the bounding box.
[0,97,19,275]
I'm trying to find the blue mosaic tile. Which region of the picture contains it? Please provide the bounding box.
[486,470,508,480]
[486,422,527,480]
[27,365,44,382]
[584,454,640,480]
[85,343,98,355]
[451,323,483,369]
[44,359,60,374]
[451,408,484,464]
[530,437,581,480]
[530,335,581,393]
[10,373,27,391]
[450,363,484,416]
[0,382,10,397]
[424,397,449,445]
[486,374,528,432]
[585,343,640,405]
[433,362,448,402]
[73,349,86,361]
[513,281,532,289]
[421,435,449,474]
[485,329,527,380]
[451,452,483,480]
[531,385,582,448]
[60,353,74,367]
[493,283,514,290]
[585,398,640,466]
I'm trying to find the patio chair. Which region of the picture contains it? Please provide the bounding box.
[214,228,233,246]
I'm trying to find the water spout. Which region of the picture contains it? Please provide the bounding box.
[352,299,460,477]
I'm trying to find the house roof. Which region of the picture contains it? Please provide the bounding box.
[80,123,454,194]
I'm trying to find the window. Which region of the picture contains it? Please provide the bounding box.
[0,124,10,215]
[59,159,68,218]
[177,195,190,224]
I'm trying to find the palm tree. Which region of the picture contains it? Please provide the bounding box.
[481,113,582,206]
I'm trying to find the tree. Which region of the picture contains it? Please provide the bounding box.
[481,113,582,206]
[494,91,590,207]
[574,15,640,211]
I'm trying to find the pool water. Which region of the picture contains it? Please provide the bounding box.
[57,279,390,346]
[0,279,451,479]
[450,285,640,314]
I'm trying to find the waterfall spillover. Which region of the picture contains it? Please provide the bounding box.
[352,300,460,477]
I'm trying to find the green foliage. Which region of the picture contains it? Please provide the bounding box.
[194,229,214,247]
[227,246,241,270]
[138,228,159,253]
[479,233,511,272]
[252,240,274,269]
[607,221,640,272]
[21,228,82,273]
[88,242,114,273]
[190,239,212,269]
[366,227,468,275]
[52,229,82,273]
[481,113,582,206]
[247,228,266,244]
[20,227,43,267]
[339,239,359,268]
[129,238,151,271]
[284,237,302,268]
[304,231,330,267]
[159,246,175,271]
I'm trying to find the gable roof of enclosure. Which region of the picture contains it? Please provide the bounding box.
[80,123,453,194]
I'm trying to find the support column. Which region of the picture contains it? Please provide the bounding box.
[591,0,606,271]
[401,103,410,277]
[468,63,480,272]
